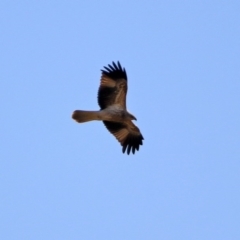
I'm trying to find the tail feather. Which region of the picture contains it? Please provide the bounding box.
[72,110,100,123]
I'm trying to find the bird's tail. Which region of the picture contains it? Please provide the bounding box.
[72,110,100,123]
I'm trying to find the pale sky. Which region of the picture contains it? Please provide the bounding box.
[1,1,240,239]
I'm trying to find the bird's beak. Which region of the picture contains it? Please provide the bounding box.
[133,116,137,121]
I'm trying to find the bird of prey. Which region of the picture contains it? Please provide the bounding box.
[72,61,144,154]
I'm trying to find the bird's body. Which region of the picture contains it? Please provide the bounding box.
[72,61,144,154]
[72,105,133,123]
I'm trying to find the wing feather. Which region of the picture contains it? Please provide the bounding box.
[103,121,144,155]
[107,64,115,71]
[98,61,128,109]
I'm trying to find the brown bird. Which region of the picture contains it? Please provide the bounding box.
[72,61,144,154]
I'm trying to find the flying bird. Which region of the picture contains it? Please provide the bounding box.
[72,61,144,154]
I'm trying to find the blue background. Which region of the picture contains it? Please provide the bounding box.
[1,1,240,239]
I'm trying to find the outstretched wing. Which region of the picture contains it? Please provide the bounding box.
[103,120,144,155]
[98,61,128,110]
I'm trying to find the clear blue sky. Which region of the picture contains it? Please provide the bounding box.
[1,1,240,239]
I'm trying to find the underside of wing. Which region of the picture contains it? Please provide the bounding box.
[98,61,128,109]
[103,121,144,155]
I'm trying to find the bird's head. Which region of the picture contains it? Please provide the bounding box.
[129,113,137,121]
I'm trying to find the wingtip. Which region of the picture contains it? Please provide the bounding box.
[101,61,127,80]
